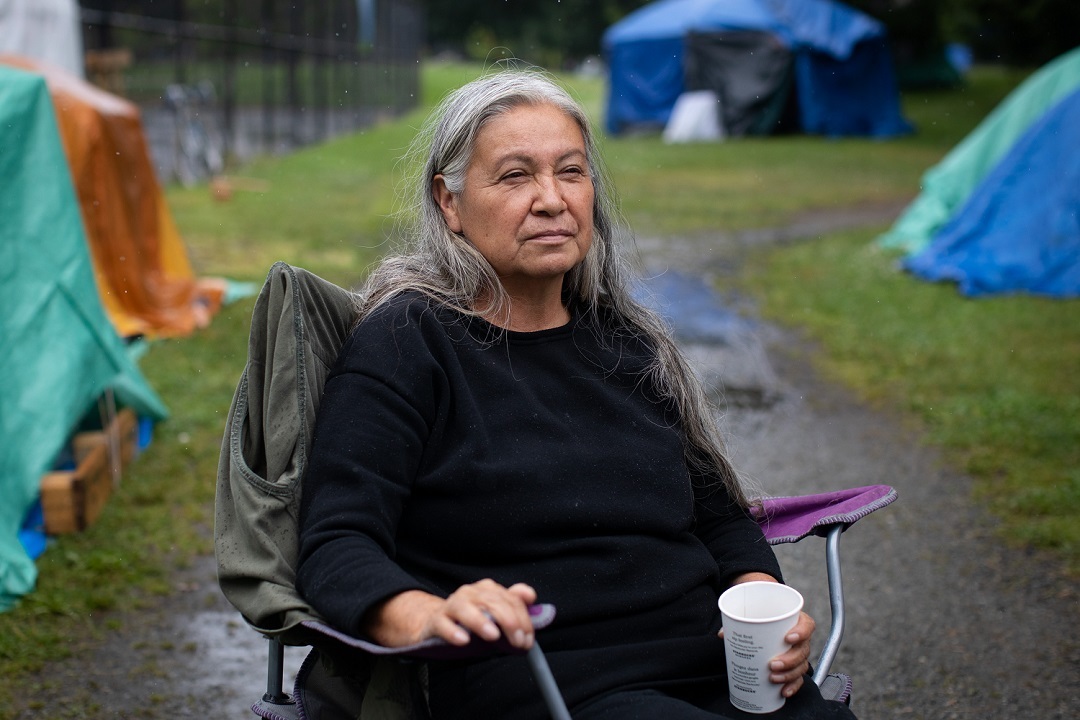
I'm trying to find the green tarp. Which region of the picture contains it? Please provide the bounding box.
[878,46,1080,254]
[0,65,168,611]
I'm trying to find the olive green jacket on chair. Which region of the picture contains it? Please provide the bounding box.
[215,263,434,719]
[215,261,356,644]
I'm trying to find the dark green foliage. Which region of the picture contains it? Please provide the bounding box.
[420,0,650,65]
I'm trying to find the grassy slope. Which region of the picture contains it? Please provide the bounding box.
[2,62,1074,710]
[741,228,1079,558]
[600,64,1080,561]
[726,67,1079,563]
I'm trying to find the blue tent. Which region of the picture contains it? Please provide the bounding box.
[603,0,911,138]
[903,87,1080,298]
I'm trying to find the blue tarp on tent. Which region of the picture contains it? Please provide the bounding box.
[877,47,1080,254]
[603,0,910,137]
[903,87,1080,297]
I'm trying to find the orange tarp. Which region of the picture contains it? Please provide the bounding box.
[1,55,224,338]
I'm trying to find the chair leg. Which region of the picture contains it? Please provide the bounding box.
[526,643,572,720]
[263,636,291,704]
[813,525,846,686]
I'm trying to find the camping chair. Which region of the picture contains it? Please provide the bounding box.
[216,263,897,719]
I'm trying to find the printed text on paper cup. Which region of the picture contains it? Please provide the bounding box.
[728,630,764,693]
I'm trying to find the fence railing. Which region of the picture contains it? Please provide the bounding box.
[80,1,423,185]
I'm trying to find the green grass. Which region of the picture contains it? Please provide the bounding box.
[598,62,1080,564]
[165,62,513,287]
[168,119,413,286]
[2,61,1072,711]
[604,135,928,233]
[740,229,1080,563]
[601,65,1030,235]
[712,65,1080,565]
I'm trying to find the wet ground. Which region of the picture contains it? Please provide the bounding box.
[11,206,1078,718]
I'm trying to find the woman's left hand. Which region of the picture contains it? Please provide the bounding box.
[768,611,814,698]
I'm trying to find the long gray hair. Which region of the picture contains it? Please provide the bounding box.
[357,68,750,507]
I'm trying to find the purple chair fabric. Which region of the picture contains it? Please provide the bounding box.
[753,484,897,545]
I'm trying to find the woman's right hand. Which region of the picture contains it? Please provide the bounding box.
[364,579,537,650]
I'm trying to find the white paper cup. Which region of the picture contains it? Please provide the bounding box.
[719,581,804,714]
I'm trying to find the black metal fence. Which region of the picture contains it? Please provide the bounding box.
[79,0,423,184]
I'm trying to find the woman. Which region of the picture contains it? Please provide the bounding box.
[296,69,856,720]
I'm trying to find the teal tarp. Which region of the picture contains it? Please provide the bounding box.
[878,46,1080,253]
[0,65,168,611]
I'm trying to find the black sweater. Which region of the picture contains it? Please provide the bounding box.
[296,293,782,719]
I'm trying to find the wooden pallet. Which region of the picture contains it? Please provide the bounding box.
[40,408,139,535]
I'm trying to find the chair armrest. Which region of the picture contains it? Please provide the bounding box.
[752,485,897,545]
[299,603,558,661]
[296,603,572,720]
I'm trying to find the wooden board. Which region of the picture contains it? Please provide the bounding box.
[40,408,139,534]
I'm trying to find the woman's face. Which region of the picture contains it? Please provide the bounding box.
[434,102,595,298]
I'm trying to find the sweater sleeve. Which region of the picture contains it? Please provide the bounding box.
[295,297,445,637]
[692,477,784,587]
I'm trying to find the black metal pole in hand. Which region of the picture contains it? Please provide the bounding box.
[527,643,572,720]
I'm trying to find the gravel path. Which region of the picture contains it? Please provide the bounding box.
[12,208,1078,719]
